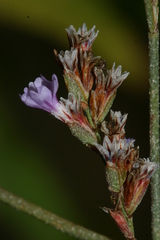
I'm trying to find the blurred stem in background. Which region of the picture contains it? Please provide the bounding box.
[144,0,160,239]
[0,188,111,240]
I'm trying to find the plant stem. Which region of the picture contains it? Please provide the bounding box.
[144,1,160,239]
[0,188,111,240]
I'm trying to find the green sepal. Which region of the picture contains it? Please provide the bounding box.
[83,107,95,129]
[69,122,97,145]
[119,169,127,187]
[121,204,135,236]
[97,91,116,125]
[81,105,102,143]
[106,161,120,193]
[64,73,88,102]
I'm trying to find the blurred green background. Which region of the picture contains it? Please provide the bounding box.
[0,0,152,239]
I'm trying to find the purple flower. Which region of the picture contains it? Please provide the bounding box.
[20,74,69,121]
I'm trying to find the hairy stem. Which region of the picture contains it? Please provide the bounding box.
[0,188,111,240]
[144,1,160,239]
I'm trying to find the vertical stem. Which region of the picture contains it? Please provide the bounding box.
[144,1,160,239]
[149,31,160,240]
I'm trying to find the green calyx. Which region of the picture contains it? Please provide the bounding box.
[106,161,120,193]
[64,73,88,102]
[96,91,117,126]
[69,122,97,145]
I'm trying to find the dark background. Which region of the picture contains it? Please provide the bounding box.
[0,1,151,239]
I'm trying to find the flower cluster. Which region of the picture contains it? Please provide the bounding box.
[96,111,156,239]
[20,23,157,240]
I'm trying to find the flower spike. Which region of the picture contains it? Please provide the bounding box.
[90,64,129,125]
[124,158,157,215]
[20,23,157,240]
[101,110,128,140]
[97,111,157,239]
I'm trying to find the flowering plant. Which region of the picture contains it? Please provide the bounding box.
[20,23,157,240]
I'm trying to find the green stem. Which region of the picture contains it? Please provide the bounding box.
[144,1,160,239]
[0,188,111,240]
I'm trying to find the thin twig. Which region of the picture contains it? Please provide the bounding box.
[0,188,111,240]
[144,1,160,239]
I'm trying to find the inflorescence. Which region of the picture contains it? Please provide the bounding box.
[20,23,157,240]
